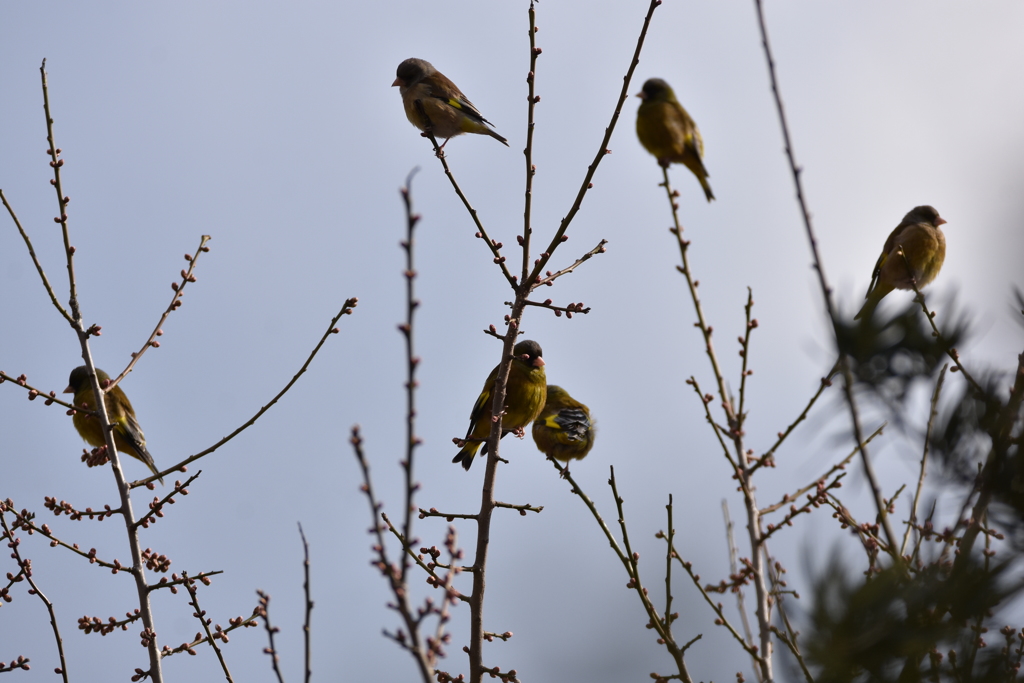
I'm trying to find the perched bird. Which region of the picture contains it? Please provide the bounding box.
[64,366,163,483]
[453,340,547,471]
[636,77,714,202]
[855,205,947,321]
[532,385,595,473]
[393,58,508,150]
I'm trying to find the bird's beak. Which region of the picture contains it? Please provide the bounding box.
[635,92,645,100]
[391,78,403,87]
[533,357,546,368]
[935,217,947,226]
[63,385,73,394]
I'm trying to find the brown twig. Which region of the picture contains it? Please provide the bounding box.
[351,427,436,682]
[298,524,312,683]
[0,190,72,323]
[759,423,883,515]
[134,298,358,487]
[414,104,516,288]
[109,235,212,390]
[531,239,609,288]
[661,165,772,680]
[181,572,234,681]
[257,591,286,683]
[0,505,69,682]
[521,1,540,284]
[748,367,835,475]
[525,0,661,285]
[751,0,900,561]
[901,366,947,558]
[0,371,77,411]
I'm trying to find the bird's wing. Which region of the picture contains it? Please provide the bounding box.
[666,102,701,155]
[119,411,148,453]
[552,408,590,441]
[867,222,910,296]
[427,73,490,125]
[465,383,493,438]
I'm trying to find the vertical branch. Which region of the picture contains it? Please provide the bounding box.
[467,329,517,683]
[0,190,72,323]
[0,508,69,683]
[181,572,234,682]
[663,495,675,629]
[39,61,165,680]
[901,365,947,557]
[722,501,757,674]
[737,288,757,432]
[521,0,539,283]
[257,591,287,683]
[298,525,312,683]
[750,0,900,557]
[399,170,423,585]
[526,0,662,284]
[662,167,734,423]
[660,167,772,680]
[40,60,78,323]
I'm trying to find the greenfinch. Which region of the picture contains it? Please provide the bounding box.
[855,206,947,321]
[393,58,509,150]
[635,78,714,202]
[64,366,163,483]
[453,340,547,471]
[532,386,595,471]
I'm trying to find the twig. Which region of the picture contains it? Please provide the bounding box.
[257,591,286,683]
[398,170,423,590]
[134,298,358,486]
[549,460,694,682]
[133,472,201,530]
[0,371,78,411]
[382,513,470,602]
[722,501,757,666]
[525,0,661,285]
[109,235,212,390]
[737,288,757,434]
[0,190,72,323]
[521,1,540,284]
[901,366,946,557]
[748,368,835,475]
[903,259,984,395]
[0,507,69,682]
[351,426,435,682]
[414,104,515,288]
[769,626,814,683]
[663,167,734,425]
[299,524,312,683]
[671,538,759,661]
[181,572,234,682]
[760,423,883,514]
[685,376,743,487]
[752,0,899,561]
[39,60,80,324]
[518,299,591,317]
[531,239,609,288]
[37,68,168,664]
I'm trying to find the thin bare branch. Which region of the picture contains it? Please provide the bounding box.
[109,235,212,390]
[134,298,358,487]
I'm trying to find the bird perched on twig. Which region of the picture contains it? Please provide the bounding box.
[855,205,947,321]
[65,366,163,483]
[453,340,547,471]
[393,58,508,151]
[636,77,714,202]
[532,385,595,476]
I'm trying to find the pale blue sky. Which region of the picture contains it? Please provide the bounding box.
[2,1,1023,681]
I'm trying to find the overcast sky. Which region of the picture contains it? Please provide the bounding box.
[2,1,1023,681]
